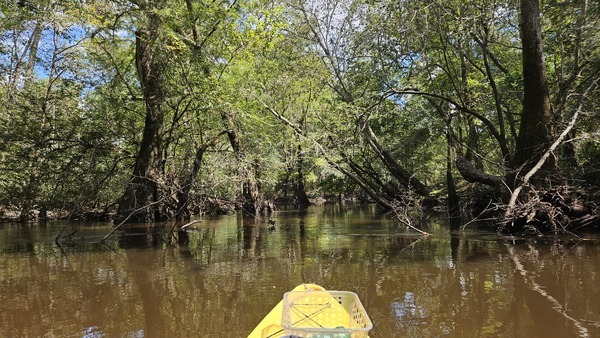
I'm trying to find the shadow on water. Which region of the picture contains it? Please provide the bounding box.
[113,223,170,249]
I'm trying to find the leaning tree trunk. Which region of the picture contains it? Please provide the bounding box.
[176,145,207,221]
[512,0,554,175]
[266,103,395,210]
[360,117,430,196]
[116,20,165,223]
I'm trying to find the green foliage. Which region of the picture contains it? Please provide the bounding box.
[0,0,598,219]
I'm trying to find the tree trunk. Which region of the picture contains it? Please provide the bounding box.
[294,145,311,209]
[117,15,165,223]
[460,52,484,170]
[512,0,554,174]
[335,152,395,209]
[242,165,266,216]
[24,18,43,85]
[446,126,461,231]
[220,111,269,216]
[360,117,430,196]
[176,145,207,221]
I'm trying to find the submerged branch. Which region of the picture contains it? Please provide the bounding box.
[394,211,430,236]
[179,219,202,230]
[101,187,176,242]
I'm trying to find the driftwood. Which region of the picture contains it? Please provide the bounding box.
[499,185,599,235]
[180,219,202,230]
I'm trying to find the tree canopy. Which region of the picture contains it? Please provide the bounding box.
[1,0,598,233]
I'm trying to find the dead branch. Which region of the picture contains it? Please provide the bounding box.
[505,80,596,222]
[180,219,202,230]
[394,211,430,236]
[390,197,430,236]
[101,194,172,242]
[505,99,583,220]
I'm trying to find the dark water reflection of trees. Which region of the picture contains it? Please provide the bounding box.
[0,205,599,337]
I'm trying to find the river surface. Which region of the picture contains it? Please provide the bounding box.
[1,204,599,337]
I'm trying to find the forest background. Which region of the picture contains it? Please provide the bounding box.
[1,0,598,235]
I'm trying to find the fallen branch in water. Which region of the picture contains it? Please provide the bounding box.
[101,197,169,242]
[394,213,430,236]
[461,199,498,230]
[180,219,202,230]
[391,200,429,236]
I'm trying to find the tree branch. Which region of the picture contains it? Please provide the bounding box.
[262,100,394,209]
[504,80,596,220]
[388,88,510,159]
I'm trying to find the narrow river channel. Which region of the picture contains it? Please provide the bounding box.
[1,204,599,337]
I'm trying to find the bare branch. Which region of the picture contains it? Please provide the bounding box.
[504,80,597,220]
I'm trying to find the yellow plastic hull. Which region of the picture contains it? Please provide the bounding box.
[247,283,325,338]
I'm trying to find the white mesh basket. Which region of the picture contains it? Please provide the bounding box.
[281,290,372,338]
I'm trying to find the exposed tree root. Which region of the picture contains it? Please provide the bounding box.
[500,184,599,236]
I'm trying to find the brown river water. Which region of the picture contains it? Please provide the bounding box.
[1,204,599,337]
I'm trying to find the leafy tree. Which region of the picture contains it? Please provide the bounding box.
[0,0,597,233]
[114,0,168,222]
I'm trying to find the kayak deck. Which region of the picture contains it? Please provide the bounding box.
[248,284,372,338]
[248,284,325,338]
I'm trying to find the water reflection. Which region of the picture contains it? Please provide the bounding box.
[0,206,599,337]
